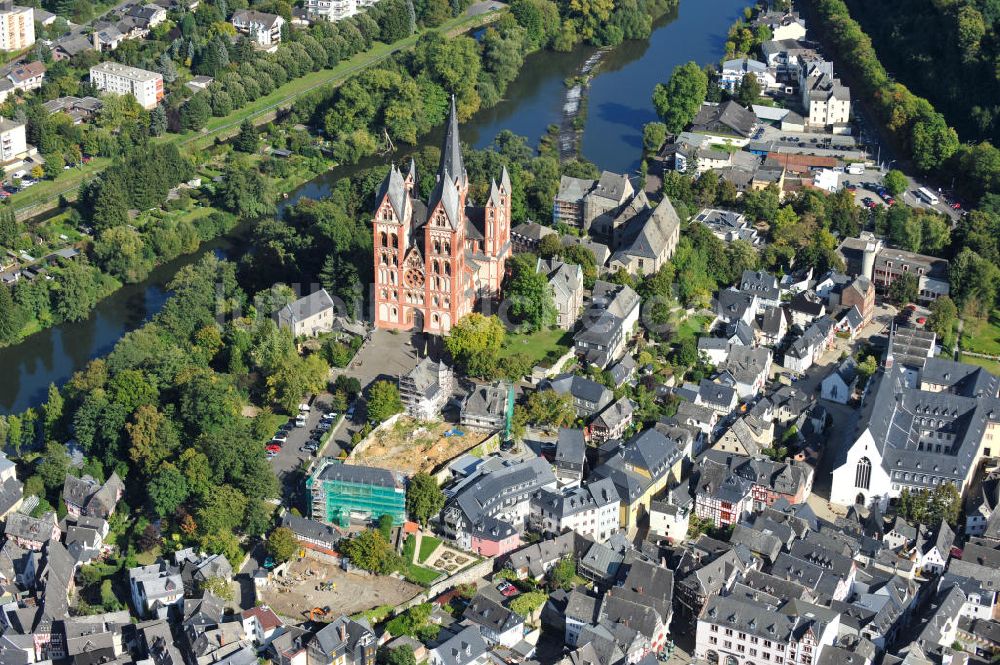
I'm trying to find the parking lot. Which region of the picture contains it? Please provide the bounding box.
[267,399,341,504]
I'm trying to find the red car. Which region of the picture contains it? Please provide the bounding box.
[497,582,519,598]
[951,202,962,210]
[265,443,281,453]
[916,317,927,325]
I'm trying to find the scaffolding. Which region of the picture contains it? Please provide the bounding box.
[307,459,407,528]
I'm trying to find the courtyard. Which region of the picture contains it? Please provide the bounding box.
[256,557,422,623]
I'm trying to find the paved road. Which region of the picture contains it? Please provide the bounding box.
[268,399,338,508]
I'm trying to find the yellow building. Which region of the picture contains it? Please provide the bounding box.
[0,2,34,52]
[592,426,691,533]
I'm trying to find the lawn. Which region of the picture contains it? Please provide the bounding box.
[418,536,441,563]
[499,328,574,367]
[961,311,1000,357]
[401,535,442,586]
[674,314,713,342]
[10,158,112,218]
[959,353,1000,375]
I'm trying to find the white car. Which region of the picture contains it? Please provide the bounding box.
[272,433,288,444]
[298,403,311,412]
[295,415,307,427]
[322,412,337,421]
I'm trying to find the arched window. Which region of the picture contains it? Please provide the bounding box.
[725,656,738,665]
[855,456,872,490]
[380,232,388,247]
[391,234,398,248]
[432,261,440,275]
[444,241,451,254]
[444,262,451,276]
[706,652,719,665]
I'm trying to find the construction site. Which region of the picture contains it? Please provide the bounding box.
[256,558,422,623]
[349,417,493,475]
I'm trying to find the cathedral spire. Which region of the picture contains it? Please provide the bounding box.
[439,95,466,187]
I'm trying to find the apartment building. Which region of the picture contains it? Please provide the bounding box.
[231,9,284,49]
[0,2,34,52]
[304,0,379,22]
[0,116,29,165]
[89,62,163,110]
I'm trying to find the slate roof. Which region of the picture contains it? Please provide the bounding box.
[447,457,555,527]
[593,397,634,433]
[231,9,283,29]
[739,270,780,301]
[720,346,771,386]
[610,196,681,262]
[547,373,612,407]
[715,288,758,322]
[555,428,586,473]
[787,316,834,360]
[691,101,757,138]
[463,594,523,631]
[593,428,686,503]
[277,289,335,326]
[316,464,401,489]
[512,221,556,242]
[730,524,782,562]
[431,625,488,665]
[697,380,737,410]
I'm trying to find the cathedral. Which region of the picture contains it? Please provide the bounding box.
[372,99,512,334]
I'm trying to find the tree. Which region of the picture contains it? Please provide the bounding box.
[509,591,547,618]
[548,557,576,590]
[406,473,445,526]
[883,169,907,197]
[233,119,258,153]
[642,121,667,152]
[537,233,562,259]
[652,61,708,133]
[53,260,100,323]
[524,389,576,427]
[148,465,189,517]
[341,529,399,574]
[0,284,20,344]
[37,441,69,491]
[366,380,403,423]
[267,526,299,563]
[266,353,329,413]
[735,72,760,106]
[382,646,416,665]
[43,383,64,440]
[445,314,506,378]
[887,273,919,305]
[217,156,275,218]
[181,93,212,131]
[90,178,130,231]
[127,406,180,476]
[506,256,556,332]
[927,296,958,343]
[198,576,234,601]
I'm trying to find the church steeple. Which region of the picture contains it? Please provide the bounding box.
[439,95,466,188]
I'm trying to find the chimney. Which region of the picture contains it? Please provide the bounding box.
[340,624,347,641]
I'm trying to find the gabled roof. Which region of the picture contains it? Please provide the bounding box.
[277,289,336,326]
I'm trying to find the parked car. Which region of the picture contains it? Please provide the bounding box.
[300,444,318,453]
[266,450,278,459]
[952,202,962,210]
[497,582,518,597]
[298,402,311,412]
[295,415,307,427]
[265,443,281,453]
[272,433,288,444]
[317,422,332,431]
[322,411,337,421]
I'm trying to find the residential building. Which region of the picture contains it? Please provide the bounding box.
[602,559,674,653]
[692,457,753,528]
[42,95,103,124]
[799,61,850,128]
[695,596,840,665]
[738,270,781,308]
[89,62,163,109]
[4,511,59,551]
[0,2,33,51]
[689,101,758,142]
[428,625,490,665]
[592,428,689,532]
[460,382,511,431]
[757,305,788,346]
[307,616,376,665]
[276,288,337,337]
[696,380,739,415]
[129,561,183,619]
[553,171,634,234]
[399,357,453,421]
[784,316,835,373]
[537,257,584,330]
[231,9,284,49]
[441,457,556,549]
[511,221,556,254]
[0,117,29,165]
[590,397,634,444]
[62,472,124,519]
[554,428,586,486]
[125,4,167,28]
[372,100,510,334]
[718,345,773,399]
[574,280,641,368]
[5,61,44,97]
[562,235,611,268]
[787,292,826,328]
[307,460,407,527]
[916,520,954,575]
[304,0,375,22]
[754,10,807,41]
[281,512,341,556]
[648,491,691,544]
[531,478,619,542]
[872,247,950,303]
[831,358,1000,508]
[241,606,282,645]
[821,357,858,404]
[469,517,519,557]
[546,373,613,417]
[714,416,773,457]
[608,196,682,277]
[694,208,758,244]
[464,595,525,647]
[720,57,775,91]
[0,451,22,520]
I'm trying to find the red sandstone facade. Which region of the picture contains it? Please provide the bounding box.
[372,100,511,334]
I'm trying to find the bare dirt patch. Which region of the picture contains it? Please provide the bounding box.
[257,557,422,622]
[351,417,492,475]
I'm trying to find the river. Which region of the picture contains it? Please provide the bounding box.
[0,0,749,414]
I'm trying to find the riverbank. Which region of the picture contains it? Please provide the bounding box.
[0,0,752,414]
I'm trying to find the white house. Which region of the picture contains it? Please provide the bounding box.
[231,9,285,49]
[429,626,491,665]
[783,317,834,374]
[820,357,857,404]
[276,289,338,337]
[720,57,776,91]
[463,596,525,648]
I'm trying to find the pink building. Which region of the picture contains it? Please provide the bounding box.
[470,519,520,557]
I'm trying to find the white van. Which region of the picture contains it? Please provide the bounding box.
[846,164,865,175]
